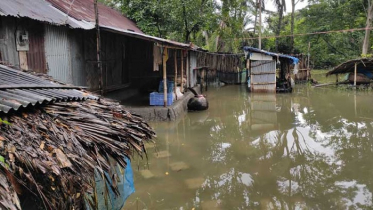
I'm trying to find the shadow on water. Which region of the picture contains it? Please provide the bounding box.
[125,85,373,210]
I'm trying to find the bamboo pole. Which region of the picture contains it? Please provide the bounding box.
[354,62,357,87]
[163,47,168,107]
[187,52,190,88]
[174,51,178,100]
[307,42,310,81]
[94,0,103,94]
[181,51,184,93]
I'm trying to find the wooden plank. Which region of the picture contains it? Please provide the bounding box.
[19,51,28,70]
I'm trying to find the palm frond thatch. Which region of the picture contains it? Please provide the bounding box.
[0,98,156,210]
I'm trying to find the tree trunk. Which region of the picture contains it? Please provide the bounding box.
[253,0,258,34]
[362,0,373,55]
[276,8,284,51]
[290,0,296,53]
[182,2,190,43]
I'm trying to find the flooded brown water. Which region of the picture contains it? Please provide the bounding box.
[125,84,373,210]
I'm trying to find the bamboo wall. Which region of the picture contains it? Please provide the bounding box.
[196,51,244,84]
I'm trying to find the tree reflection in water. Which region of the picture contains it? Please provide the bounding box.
[125,86,373,210]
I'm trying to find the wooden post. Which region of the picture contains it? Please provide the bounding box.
[336,74,339,85]
[174,51,178,100]
[307,42,310,81]
[354,62,357,87]
[181,51,184,93]
[94,0,103,94]
[163,47,168,107]
[187,52,190,88]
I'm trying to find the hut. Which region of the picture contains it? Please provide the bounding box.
[0,0,192,107]
[243,47,299,93]
[326,58,373,85]
[0,64,155,209]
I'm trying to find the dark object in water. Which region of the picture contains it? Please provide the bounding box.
[276,79,292,93]
[348,73,370,84]
[187,88,209,111]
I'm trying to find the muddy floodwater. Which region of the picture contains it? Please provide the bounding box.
[125,84,373,210]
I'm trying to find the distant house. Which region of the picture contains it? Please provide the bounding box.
[243,47,299,93]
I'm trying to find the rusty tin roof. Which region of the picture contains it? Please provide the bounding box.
[0,0,92,29]
[46,0,143,33]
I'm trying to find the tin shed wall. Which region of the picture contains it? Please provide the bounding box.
[0,17,19,67]
[45,25,72,84]
[70,30,86,86]
[250,60,276,93]
[101,31,124,89]
[26,21,46,73]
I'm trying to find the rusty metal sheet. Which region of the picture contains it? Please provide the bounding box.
[0,0,191,50]
[47,0,143,34]
[0,0,91,29]
[26,23,47,73]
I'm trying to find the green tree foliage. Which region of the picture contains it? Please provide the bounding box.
[264,0,368,68]
[100,0,373,67]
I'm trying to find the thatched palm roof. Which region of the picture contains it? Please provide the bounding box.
[326,58,373,76]
[0,66,156,209]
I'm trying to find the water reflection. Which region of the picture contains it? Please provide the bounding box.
[125,86,373,210]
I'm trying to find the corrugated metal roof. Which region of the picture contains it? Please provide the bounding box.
[326,58,373,76]
[0,0,91,29]
[0,0,191,49]
[46,0,143,34]
[102,26,191,49]
[243,46,299,65]
[0,64,98,114]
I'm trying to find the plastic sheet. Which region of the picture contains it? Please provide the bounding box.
[85,157,135,210]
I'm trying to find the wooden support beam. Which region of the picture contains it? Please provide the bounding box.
[354,62,357,87]
[181,51,184,93]
[163,47,168,107]
[174,51,177,100]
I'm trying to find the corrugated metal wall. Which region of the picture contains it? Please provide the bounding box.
[250,60,276,92]
[189,51,197,87]
[26,22,46,73]
[0,17,19,67]
[101,31,123,89]
[45,25,72,84]
[70,30,86,86]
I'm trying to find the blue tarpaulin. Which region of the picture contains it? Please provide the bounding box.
[243,46,299,65]
[85,157,135,210]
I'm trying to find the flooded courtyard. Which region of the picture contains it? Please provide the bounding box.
[125,84,373,210]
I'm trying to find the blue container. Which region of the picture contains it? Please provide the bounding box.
[149,92,173,106]
[158,80,174,93]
